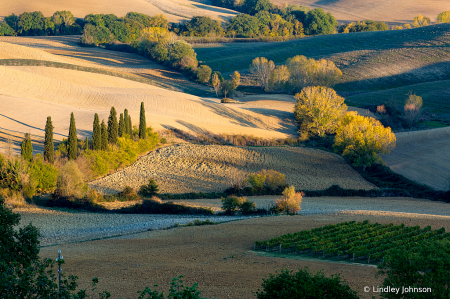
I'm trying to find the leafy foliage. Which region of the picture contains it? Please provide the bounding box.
[139,179,159,197]
[294,86,347,137]
[378,240,450,299]
[334,112,396,170]
[304,8,338,35]
[20,133,33,162]
[221,195,256,215]
[255,267,358,299]
[274,186,303,214]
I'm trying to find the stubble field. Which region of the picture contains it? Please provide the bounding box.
[32,210,450,299]
[88,143,376,194]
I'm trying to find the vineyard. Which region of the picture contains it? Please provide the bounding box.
[254,221,450,264]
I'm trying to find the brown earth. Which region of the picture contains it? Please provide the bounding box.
[38,212,450,299]
[88,144,376,194]
[0,0,238,23]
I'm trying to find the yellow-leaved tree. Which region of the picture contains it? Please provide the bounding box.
[294,86,347,137]
[437,11,450,24]
[333,112,396,170]
[413,15,431,27]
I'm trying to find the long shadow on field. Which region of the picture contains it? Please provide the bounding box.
[336,60,450,95]
[197,101,297,135]
[191,3,237,15]
[0,114,65,137]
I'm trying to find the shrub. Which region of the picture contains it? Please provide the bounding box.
[221,195,256,215]
[139,178,159,197]
[119,186,141,201]
[196,65,212,83]
[54,161,87,198]
[274,186,303,214]
[255,267,358,299]
[221,195,246,214]
[378,241,450,299]
[246,172,266,192]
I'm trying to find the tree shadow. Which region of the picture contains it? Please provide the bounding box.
[0,114,66,137]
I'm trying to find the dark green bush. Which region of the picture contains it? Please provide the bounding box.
[255,267,358,299]
[139,178,159,197]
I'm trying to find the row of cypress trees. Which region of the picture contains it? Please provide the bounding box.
[21,102,147,163]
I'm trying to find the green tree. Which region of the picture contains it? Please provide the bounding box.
[139,102,146,139]
[378,241,450,299]
[167,41,196,67]
[101,120,108,150]
[294,86,347,137]
[221,80,235,98]
[231,71,241,89]
[250,57,275,89]
[85,136,89,151]
[333,112,396,170]
[256,267,358,299]
[68,112,77,160]
[4,13,19,31]
[118,113,125,137]
[196,65,212,84]
[211,72,222,97]
[124,109,130,136]
[20,133,33,162]
[92,113,101,150]
[0,22,17,36]
[304,8,337,35]
[44,116,54,163]
[107,107,118,144]
[138,178,159,197]
[437,11,450,23]
[243,0,273,15]
[127,115,133,136]
[185,16,224,36]
[226,14,260,37]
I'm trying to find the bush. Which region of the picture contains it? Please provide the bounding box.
[221,195,256,215]
[274,186,303,214]
[245,169,288,194]
[377,241,450,299]
[54,161,87,198]
[139,178,159,197]
[119,186,141,201]
[255,267,358,299]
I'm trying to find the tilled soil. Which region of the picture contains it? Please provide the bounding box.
[36,212,450,299]
[88,144,376,194]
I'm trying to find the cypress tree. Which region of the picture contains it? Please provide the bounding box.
[20,133,33,161]
[101,120,108,150]
[85,136,89,151]
[92,113,101,150]
[139,102,146,139]
[124,109,129,137]
[128,115,133,136]
[118,113,125,137]
[107,106,118,144]
[68,112,77,160]
[44,116,54,163]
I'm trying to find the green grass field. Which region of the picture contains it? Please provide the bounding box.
[196,24,450,90]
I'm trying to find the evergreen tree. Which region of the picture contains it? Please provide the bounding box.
[68,112,77,160]
[85,136,89,151]
[128,115,133,136]
[92,113,101,150]
[124,109,130,136]
[101,120,108,150]
[107,106,118,144]
[44,116,54,163]
[118,113,125,137]
[20,133,33,161]
[139,102,146,139]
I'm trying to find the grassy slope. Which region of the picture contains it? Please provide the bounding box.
[0,0,238,23]
[269,0,449,24]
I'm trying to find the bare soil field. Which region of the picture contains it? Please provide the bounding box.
[270,0,449,24]
[30,208,450,299]
[0,0,238,23]
[383,126,450,191]
[88,143,376,194]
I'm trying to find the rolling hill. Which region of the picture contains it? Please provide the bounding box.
[270,0,449,24]
[0,0,238,23]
